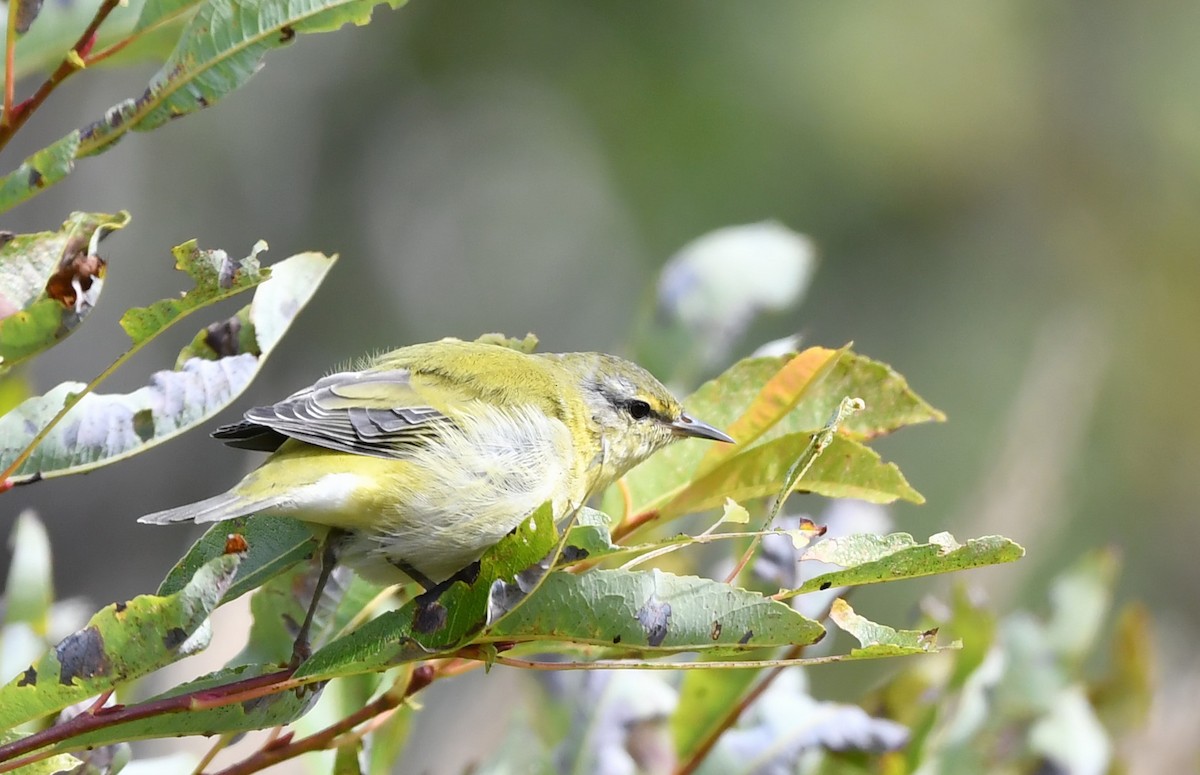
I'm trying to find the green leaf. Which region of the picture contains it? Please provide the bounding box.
[485,568,825,654]
[0,552,240,729]
[0,211,129,370]
[0,250,335,482]
[661,433,923,519]
[3,511,53,633]
[157,515,319,603]
[119,239,268,344]
[672,668,759,760]
[50,663,316,750]
[80,0,408,158]
[782,351,946,441]
[694,346,843,474]
[0,132,81,215]
[829,598,958,658]
[781,532,1024,598]
[295,502,559,682]
[133,0,203,34]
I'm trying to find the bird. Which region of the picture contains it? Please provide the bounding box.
[140,338,733,603]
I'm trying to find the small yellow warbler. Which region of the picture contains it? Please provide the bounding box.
[140,338,732,589]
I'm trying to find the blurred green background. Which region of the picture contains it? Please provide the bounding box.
[3,0,1197,731]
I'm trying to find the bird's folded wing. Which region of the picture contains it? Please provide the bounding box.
[213,369,452,458]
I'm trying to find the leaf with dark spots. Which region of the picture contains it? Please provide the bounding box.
[0,212,128,372]
[0,552,240,729]
[0,251,334,483]
[710,621,723,640]
[162,627,189,651]
[0,132,80,212]
[781,532,1025,599]
[485,569,823,654]
[14,0,45,34]
[17,667,37,687]
[738,630,754,645]
[114,601,127,613]
[636,596,672,648]
[56,626,109,685]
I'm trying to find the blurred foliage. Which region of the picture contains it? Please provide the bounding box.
[0,0,1189,773]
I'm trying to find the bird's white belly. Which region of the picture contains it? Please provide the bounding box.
[341,403,577,584]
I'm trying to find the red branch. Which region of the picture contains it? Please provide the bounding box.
[0,0,121,151]
[208,666,434,775]
[0,668,297,771]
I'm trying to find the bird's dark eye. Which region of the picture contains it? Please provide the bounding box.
[628,399,652,420]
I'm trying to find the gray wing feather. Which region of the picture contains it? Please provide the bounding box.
[215,369,451,459]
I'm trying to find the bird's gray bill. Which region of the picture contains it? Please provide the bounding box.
[671,413,735,443]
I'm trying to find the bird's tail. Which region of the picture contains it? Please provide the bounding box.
[138,491,281,525]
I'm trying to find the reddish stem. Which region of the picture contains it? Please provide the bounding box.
[0,0,121,151]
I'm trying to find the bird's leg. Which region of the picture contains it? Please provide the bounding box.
[290,533,340,667]
[411,560,481,634]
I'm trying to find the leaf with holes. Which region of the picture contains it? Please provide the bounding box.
[0,250,334,482]
[0,211,128,371]
[0,552,240,729]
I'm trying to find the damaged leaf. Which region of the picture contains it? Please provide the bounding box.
[781,532,1025,599]
[0,552,241,729]
[485,568,825,654]
[0,250,334,482]
[0,211,128,371]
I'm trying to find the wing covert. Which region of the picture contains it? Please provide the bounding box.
[214,368,452,458]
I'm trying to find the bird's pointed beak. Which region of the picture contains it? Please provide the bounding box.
[671,412,735,443]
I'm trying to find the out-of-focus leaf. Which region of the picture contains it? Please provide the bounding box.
[672,668,758,761]
[157,515,319,603]
[781,532,1024,598]
[366,697,414,775]
[78,0,409,159]
[296,503,558,681]
[474,331,539,353]
[132,0,202,34]
[661,433,923,520]
[4,511,53,633]
[649,221,816,374]
[1090,602,1154,730]
[0,133,81,214]
[0,250,335,482]
[49,663,317,751]
[829,598,957,658]
[694,669,908,775]
[1028,686,1111,775]
[0,369,31,414]
[0,211,128,370]
[557,671,678,775]
[1046,548,1118,663]
[485,568,825,654]
[0,552,240,728]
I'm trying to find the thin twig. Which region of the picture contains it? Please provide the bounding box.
[0,0,121,151]
[190,733,236,775]
[208,666,434,775]
[672,645,803,775]
[3,0,16,125]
